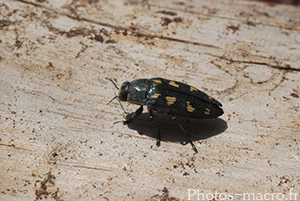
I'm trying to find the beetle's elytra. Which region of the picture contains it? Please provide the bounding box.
[110,77,223,153]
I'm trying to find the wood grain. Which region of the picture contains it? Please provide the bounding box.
[0,0,299,200]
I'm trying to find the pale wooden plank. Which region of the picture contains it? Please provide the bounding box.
[0,0,299,200]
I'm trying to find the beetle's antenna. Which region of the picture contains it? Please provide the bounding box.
[107,95,127,114]
[106,78,127,114]
[107,96,118,105]
[106,78,119,90]
[116,98,127,114]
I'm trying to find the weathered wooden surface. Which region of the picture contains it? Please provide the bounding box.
[0,0,299,200]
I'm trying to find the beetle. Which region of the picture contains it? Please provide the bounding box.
[108,77,223,153]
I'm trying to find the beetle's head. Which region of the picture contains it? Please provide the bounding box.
[106,78,128,114]
[118,81,130,101]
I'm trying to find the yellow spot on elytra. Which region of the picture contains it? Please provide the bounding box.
[169,81,179,88]
[190,86,198,92]
[187,101,195,112]
[151,93,161,99]
[208,96,213,100]
[166,96,177,106]
[204,108,211,115]
[153,79,162,84]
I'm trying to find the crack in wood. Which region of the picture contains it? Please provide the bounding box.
[208,54,299,72]
[16,0,219,48]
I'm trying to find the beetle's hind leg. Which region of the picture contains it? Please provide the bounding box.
[148,108,161,147]
[123,105,143,125]
[172,116,198,153]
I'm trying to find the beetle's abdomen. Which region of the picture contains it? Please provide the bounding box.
[147,90,223,119]
[146,78,223,119]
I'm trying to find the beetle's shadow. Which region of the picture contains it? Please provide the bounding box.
[126,112,227,144]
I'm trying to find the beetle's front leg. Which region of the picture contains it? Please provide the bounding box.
[123,105,143,125]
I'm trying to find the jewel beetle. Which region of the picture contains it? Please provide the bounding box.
[108,77,223,153]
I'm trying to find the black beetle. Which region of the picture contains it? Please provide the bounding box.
[109,77,223,153]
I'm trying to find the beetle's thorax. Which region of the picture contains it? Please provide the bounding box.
[119,79,150,105]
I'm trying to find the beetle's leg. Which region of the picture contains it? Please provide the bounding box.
[148,108,161,147]
[123,106,143,125]
[172,116,198,153]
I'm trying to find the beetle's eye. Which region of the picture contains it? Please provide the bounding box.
[119,82,129,101]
